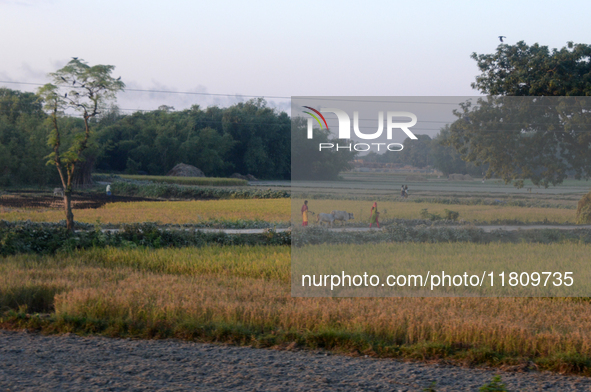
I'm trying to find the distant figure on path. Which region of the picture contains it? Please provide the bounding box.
[106,184,111,197]
[404,185,408,198]
[369,202,380,229]
[401,185,405,198]
[301,200,309,227]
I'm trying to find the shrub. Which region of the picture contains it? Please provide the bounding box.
[479,375,508,392]
[110,181,289,200]
[444,209,460,221]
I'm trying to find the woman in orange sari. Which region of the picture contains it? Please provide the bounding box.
[369,202,380,228]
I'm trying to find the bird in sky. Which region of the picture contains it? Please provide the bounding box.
[116,76,121,81]
[72,57,78,60]
[499,36,506,42]
[61,76,67,82]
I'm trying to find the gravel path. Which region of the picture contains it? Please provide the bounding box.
[1,330,590,391]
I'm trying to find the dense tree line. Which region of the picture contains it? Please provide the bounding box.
[0,89,295,184]
[95,98,291,179]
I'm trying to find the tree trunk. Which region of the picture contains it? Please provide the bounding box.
[64,191,74,231]
[72,155,95,188]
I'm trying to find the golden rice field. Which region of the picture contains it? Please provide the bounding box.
[0,199,290,224]
[292,242,591,297]
[0,197,579,224]
[292,199,577,224]
[3,243,591,372]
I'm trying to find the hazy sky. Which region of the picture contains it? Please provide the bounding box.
[1,0,590,115]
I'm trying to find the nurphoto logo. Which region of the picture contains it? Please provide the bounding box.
[303,106,418,152]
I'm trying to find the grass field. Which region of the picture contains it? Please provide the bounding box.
[3,243,591,374]
[0,199,290,225]
[292,199,578,224]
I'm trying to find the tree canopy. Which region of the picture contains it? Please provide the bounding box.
[447,41,591,187]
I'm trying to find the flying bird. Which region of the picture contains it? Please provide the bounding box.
[498,36,506,42]
[72,57,78,60]
[116,76,121,81]
[61,76,67,82]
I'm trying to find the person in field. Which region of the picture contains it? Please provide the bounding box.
[369,202,380,228]
[106,184,111,197]
[301,200,309,227]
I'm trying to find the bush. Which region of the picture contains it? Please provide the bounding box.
[443,209,460,221]
[576,191,591,224]
[0,222,290,256]
[110,181,289,200]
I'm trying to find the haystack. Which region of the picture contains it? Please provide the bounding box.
[167,163,205,177]
[448,173,473,181]
[576,191,591,224]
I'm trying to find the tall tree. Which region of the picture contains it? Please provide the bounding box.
[37,59,124,231]
[447,41,591,188]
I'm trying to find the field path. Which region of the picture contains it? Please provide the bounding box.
[92,225,591,234]
[1,330,590,391]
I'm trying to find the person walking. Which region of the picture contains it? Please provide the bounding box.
[401,185,405,198]
[106,184,112,197]
[369,202,380,228]
[404,184,408,199]
[301,200,309,227]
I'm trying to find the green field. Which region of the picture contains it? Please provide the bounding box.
[96,174,247,186]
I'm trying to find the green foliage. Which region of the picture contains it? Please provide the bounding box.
[472,41,591,96]
[291,117,357,180]
[292,225,591,247]
[94,99,290,179]
[0,222,290,256]
[100,174,247,186]
[576,191,591,224]
[110,181,289,199]
[443,209,459,221]
[0,88,58,186]
[448,41,591,188]
[479,375,508,392]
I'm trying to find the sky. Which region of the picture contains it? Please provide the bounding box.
[1,0,590,116]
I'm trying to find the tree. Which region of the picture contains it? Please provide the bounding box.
[447,41,591,188]
[291,117,357,180]
[37,59,124,231]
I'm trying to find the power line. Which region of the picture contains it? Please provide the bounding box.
[0,80,291,100]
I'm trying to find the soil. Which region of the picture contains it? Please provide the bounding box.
[1,330,590,391]
[0,192,160,210]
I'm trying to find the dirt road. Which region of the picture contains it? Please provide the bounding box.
[1,330,590,391]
